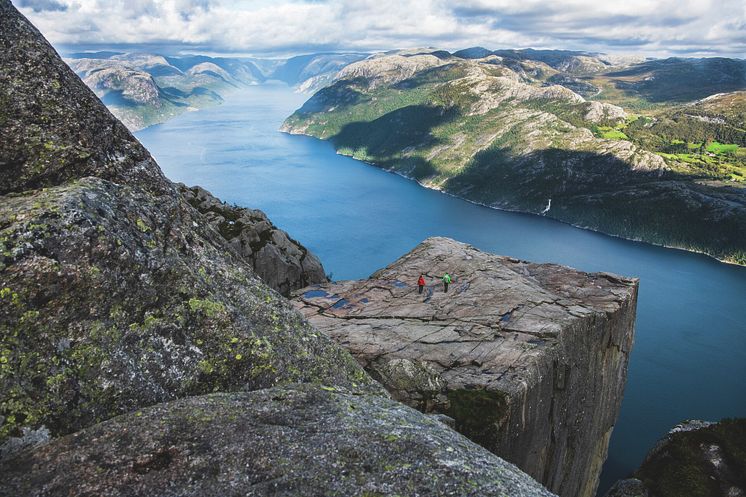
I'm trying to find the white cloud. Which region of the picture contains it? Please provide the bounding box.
[12,0,746,57]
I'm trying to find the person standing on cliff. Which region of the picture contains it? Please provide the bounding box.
[442,272,451,292]
[417,274,426,294]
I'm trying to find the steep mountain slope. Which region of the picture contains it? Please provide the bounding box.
[282,50,746,264]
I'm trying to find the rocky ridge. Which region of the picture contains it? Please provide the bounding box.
[177,184,326,296]
[293,237,639,497]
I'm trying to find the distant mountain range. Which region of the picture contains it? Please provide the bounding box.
[65,51,367,130]
[282,48,746,264]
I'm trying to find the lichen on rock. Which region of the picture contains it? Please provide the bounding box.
[0,176,377,448]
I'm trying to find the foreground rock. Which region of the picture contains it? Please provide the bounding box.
[1,384,557,497]
[0,0,375,450]
[293,237,639,497]
[177,184,326,296]
[605,419,746,497]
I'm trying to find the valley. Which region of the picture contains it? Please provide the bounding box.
[65,50,366,130]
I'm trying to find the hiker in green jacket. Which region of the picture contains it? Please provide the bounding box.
[442,272,451,292]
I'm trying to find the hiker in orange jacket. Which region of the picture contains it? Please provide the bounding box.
[417,274,426,294]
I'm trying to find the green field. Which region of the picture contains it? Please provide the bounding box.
[707,141,740,154]
[657,140,745,182]
[596,126,629,140]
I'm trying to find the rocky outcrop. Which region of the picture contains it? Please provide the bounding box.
[1,383,557,497]
[293,237,639,497]
[584,101,627,124]
[0,4,168,195]
[605,419,746,497]
[0,0,376,449]
[177,184,327,296]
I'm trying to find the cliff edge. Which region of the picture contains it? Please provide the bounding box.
[293,237,639,497]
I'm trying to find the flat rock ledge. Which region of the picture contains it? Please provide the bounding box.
[293,237,639,497]
[1,384,556,497]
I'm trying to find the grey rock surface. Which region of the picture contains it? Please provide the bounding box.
[0,384,557,497]
[0,0,377,448]
[293,237,639,497]
[0,1,168,195]
[177,184,327,296]
[604,418,746,497]
[604,479,649,497]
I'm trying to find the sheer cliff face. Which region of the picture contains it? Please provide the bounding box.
[0,0,375,447]
[293,237,639,497]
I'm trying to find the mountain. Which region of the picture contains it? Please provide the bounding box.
[282,49,746,265]
[269,52,368,92]
[65,51,366,130]
[65,52,269,130]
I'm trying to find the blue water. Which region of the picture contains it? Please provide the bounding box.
[136,84,746,495]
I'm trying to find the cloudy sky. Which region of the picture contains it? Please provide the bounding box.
[12,0,746,58]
